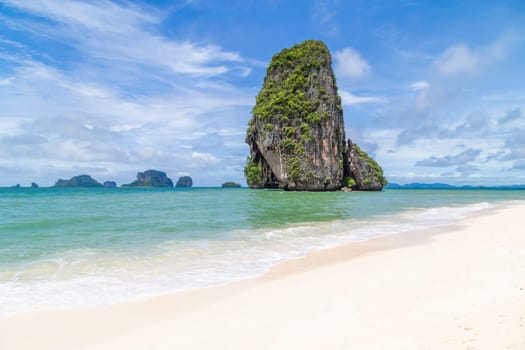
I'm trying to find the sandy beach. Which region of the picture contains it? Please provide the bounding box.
[1,203,524,350]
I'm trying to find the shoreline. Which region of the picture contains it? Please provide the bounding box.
[0,199,501,317]
[1,202,524,349]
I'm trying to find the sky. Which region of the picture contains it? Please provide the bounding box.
[0,0,524,187]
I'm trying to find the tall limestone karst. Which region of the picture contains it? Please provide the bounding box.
[245,40,386,191]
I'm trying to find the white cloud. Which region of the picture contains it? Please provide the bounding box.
[0,0,258,185]
[415,149,481,167]
[432,45,479,76]
[0,119,25,135]
[512,160,525,170]
[410,81,429,90]
[432,33,518,77]
[0,76,15,85]
[334,47,370,78]
[191,151,220,165]
[339,90,386,105]
[1,1,522,187]
[1,0,158,32]
[0,52,253,186]
[1,0,246,77]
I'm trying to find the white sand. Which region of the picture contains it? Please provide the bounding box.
[1,203,524,350]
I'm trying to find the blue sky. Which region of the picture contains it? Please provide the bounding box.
[0,0,524,186]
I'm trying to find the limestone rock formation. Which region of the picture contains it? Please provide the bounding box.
[54,175,103,187]
[124,170,173,187]
[245,40,386,191]
[103,181,117,188]
[31,182,39,188]
[344,140,386,191]
[175,176,193,188]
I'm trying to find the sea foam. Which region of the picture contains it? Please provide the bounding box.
[0,200,507,317]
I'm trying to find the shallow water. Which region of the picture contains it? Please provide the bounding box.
[0,187,523,316]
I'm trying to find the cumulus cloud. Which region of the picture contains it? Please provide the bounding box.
[334,47,370,78]
[340,28,522,185]
[456,164,479,176]
[396,127,436,147]
[431,33,519,77]
[0,76,15,85]
[499,108,522,124]
[504,130,525,159]
[432,45,479,76]
[415,84,465,113]
[415,149,481,167]
[410,81,429,91]
[444,111,491,137]
[339,90,386,105]
[394,94,492,147]
[512,159,525,170]
[191,151,220,165]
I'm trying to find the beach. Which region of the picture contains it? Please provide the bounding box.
[1,202,523,350]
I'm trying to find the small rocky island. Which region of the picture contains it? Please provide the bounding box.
[175,176,193,188]
[245,40,386,191]
[103,181,117,188]
[222,182,242,188]
[54,175,103,187]
[123,169,173,187]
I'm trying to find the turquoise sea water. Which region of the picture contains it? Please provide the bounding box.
[0,187,523,316]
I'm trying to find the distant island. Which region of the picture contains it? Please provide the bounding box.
[175,176,193,188]
[53,175,118,188]
[47,170,188,188]
[103,181,117,188]
[54,175,103,188]
[222,182,241,188]
[386,183,525,190]
[6,182,38,188]
[123,170,173,187]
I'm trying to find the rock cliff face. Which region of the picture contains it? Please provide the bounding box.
[103,181,117,188]
[124,170,173,187]
[344,140,386,191]
[175,176,193,188]
[245,40,386,191]
[54,175,103,187]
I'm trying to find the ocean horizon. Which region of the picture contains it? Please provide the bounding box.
[1,187,524,317]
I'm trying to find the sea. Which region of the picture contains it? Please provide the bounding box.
[0,187,523,317]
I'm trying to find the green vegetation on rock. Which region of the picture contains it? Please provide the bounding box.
[54,175,103,188]
[351,144,388,186]
[246,40,346,190]
[123,170,173,187]
[244,160,263,187]
[249,41,332,132]
[245,40,386,191]
[176,176,193,188]
[221,182,242,188]
[342,177,357,188]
